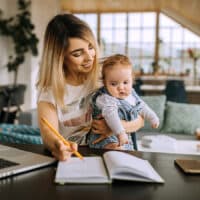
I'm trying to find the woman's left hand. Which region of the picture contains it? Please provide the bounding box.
[91,118,112,144]
[92,118,111,135]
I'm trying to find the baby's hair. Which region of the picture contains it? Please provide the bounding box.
[101,54,133,80]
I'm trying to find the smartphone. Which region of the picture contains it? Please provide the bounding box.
[175,159,200,174]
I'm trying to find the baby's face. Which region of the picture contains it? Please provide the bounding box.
[104,64,133,99]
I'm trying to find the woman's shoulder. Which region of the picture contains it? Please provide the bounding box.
[37,87,56,105]
[37,87,53,98]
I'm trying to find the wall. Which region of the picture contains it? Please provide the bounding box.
[0,0,12,84]
[0,0,59,110]
[28,0,59,109]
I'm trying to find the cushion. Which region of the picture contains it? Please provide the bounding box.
[161,101,200,135]
[140,95,166,132]
[0,124,42,144]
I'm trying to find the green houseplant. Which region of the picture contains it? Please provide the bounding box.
[0,0,39,123]
[0,0,38,85]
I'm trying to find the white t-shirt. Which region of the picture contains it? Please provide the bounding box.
[38,84,93,145]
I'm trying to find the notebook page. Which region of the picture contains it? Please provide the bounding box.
[55,157,109,183]
[103,151,164,182]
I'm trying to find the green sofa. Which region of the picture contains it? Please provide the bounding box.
[0,107,41,144]
[140,95,200,136]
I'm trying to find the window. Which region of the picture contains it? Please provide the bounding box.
[127,13,156,73]
[75,13,98,38]
[75,12,200,78]
[101,13,127,56]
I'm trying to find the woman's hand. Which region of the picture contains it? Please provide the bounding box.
[38,102,78,161]
[51,140,78,161]
[92,118,111,135]
[91,118,112,144]
[121,115,144,133]
[91,115,144,144]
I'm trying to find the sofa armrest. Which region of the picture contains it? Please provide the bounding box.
[18,109,38,127]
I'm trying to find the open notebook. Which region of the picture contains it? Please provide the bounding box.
[0,144,55,179]
[55,151,164,184]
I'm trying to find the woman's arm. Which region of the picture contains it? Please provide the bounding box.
[91,115,144,144]
[92,115,144,135]
[38,101,76,161]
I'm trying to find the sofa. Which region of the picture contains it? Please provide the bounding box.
[0,110,41,145]
[1,95,200,145]
[140,95,200,136]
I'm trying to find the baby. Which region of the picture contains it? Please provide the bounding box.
[88,54,159,150]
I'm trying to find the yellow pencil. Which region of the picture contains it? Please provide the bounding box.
[41,117,83,160]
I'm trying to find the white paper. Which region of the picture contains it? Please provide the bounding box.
[55,157,109,183]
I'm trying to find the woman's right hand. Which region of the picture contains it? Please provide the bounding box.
[51,140,78,161]
[38,101,78,161]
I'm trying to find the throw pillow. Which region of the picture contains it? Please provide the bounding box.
[161,101,200,135]
[0,124,42,144]
[140,95,166,132]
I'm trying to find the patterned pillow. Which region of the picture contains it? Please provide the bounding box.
[0,124,42,144]
[140,95,166,132]
[161,101,200,135]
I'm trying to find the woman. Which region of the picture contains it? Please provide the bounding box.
[37,14,144,161]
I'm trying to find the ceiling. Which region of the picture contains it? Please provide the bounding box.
[60,0,200,35]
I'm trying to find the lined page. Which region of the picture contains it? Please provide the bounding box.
[55,157,110,183]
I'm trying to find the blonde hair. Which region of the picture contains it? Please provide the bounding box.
[101,54,133,80]
[36,14,99,106]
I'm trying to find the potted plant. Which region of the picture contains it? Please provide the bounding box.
[0,0,38,123]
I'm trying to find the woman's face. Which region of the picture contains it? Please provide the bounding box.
[64,38,96,75]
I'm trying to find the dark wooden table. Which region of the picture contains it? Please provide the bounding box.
[0,143,200,200]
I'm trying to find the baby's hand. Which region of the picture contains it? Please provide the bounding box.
[151,122,159,129]
[117,132,128,146]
